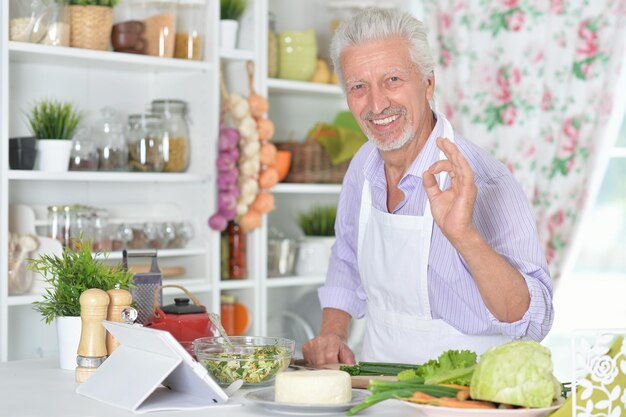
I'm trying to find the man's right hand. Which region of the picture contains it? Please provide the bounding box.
[301,307,356,367]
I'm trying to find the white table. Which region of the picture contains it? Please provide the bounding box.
[0,359,411,417]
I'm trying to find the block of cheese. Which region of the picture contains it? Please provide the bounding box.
[274,370,352,404]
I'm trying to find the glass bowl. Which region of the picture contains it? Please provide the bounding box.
[193,336,294,387]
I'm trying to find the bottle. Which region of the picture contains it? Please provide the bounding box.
[151,99,190,172]
[267,12,278,78]
[174,0,205,60]
[227,221,246,279]
[126,114,164,172]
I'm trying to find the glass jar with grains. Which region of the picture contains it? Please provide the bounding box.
[174,0,205,60]
[94,107,128,171]
[141,0,177,58]
[127,114,165,172]
[69,127,99,171]
[151,99,190,172]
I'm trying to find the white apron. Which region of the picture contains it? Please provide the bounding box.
[358,115,510,364]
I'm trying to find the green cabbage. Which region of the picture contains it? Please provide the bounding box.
[470,341,561,408]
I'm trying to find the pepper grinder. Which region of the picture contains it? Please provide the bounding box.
[75,288,110,383]
[106,288,132,355]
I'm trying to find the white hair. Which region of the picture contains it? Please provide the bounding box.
[330,8,435,88]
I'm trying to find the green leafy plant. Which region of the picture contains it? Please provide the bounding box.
[220,0,248,20]
[26,99,83,140]
[297,206,337,237]
[30,239,134,324]
[69,0,120,6]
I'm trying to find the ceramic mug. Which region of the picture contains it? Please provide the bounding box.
[111,20,146,54]
[278,30,317,81]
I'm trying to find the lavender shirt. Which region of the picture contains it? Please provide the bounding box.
[319,114,554,341]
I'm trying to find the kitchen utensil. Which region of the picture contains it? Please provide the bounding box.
[268,238,297,277]
[123,250,162,324]
[208,312,234,349]
[143,284,214,343]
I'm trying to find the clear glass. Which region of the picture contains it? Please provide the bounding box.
[95,107,128,171]
[151,100,190,172]
[92,209,112,252]
[69,128,99,171]
[47,205,62,243]
[69,205,93,249]
[127,114,164,172]
[112,223,134,251]
[9,0,50,43]
[174,0,205,60]
[127,223,147,249]
[141,0,177,58]
[168,221,194,248]
[39,1,70,47]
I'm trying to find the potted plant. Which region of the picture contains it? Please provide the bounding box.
[69,0,119,50]
[29,239,134,369]
[295,205,337,276]
[26,98,82,172]
[219,0,248,49]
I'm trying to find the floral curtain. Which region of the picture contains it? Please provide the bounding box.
[421,0,626,279]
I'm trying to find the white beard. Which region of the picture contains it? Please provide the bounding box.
[365,122,415,152]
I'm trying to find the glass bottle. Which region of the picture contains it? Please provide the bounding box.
[267,12,278,78]
[126,114,164,172]
[95,107,128,171]
[61,205,72,248]
[47,205,62,243]
[174,0,205,60]
[151,100,190,172]
[141,0,177,58]
[69,127,99,171]
[227,221,246,279]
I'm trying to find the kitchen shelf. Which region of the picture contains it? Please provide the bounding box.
[218,280,257,290]
[8,170,210,183]
[7,294,42,307]
[100,247,207,260]
[9,41,213,73]
[273,183,342,194]
[267,78,344,95]
[266,275,326,288]
[162,279,212,294]
[219,49,255,61]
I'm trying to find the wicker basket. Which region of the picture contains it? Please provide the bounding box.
[69,5,113,51]
[275,139,350,184]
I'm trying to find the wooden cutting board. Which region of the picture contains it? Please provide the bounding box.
[322,363,397,389]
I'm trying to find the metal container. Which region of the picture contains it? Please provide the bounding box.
[267,238,297,277]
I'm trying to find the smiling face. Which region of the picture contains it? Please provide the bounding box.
[341,36,435,153]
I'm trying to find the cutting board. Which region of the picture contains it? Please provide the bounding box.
[322,363,397,389]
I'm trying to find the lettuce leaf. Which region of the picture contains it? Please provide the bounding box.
[397,349,477,385]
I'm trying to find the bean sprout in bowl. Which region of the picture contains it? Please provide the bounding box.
[193,336,294,387]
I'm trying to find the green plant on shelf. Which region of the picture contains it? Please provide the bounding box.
[297,205,337,237]
[25,98,83,140]
[30,238,134,324]
[220,0,248,21]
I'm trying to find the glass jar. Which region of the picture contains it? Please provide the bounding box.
[69,205,93,250]
[47,205,62,244]
[227,221,246,279]
[174,0,205,60]
[220,294,236,336]
[9,0,50,43]
[61,205,72,248]
[141,0,177,58]
[169,221,194,248]
[112,222,134,251]
[267,12,278,78]
[69,128,99,171]
[127,114,165,172]
[127,223,147,249]
[151,100,190,172]
[40,1,70,46]
[95,107,128,171]
[92,209,112,252]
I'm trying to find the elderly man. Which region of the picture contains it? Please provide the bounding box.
[302,8,554,366]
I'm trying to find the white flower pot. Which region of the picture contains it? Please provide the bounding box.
[295,236,335,277]
[219,19,239,50]
[37,139,72,172]
[55,316,81,370]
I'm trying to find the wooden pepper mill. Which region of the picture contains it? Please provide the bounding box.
[75,288,110,383]
[106,288,132,355]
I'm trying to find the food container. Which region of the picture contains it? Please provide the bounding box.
[193,336,295,387]
[151,99,190,172]
[127,114,165,172]
[174,0,205,60]
[69,128,99,171]
[267,238,297,277]
[94,107,128,171]
[141,0,177,58]
[168,221,194,248]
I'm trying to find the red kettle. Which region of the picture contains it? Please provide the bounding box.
[144,285,214,342]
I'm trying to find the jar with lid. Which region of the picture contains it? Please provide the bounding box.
[226,221,246,279]
[126,114,164,172]
[92,209,112,252]
[140,0,177,58]
[151,100,190,172]
[267,12,278,78]
[69,127,99,171]
[95,107,128,171]
[174,0,205,60]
